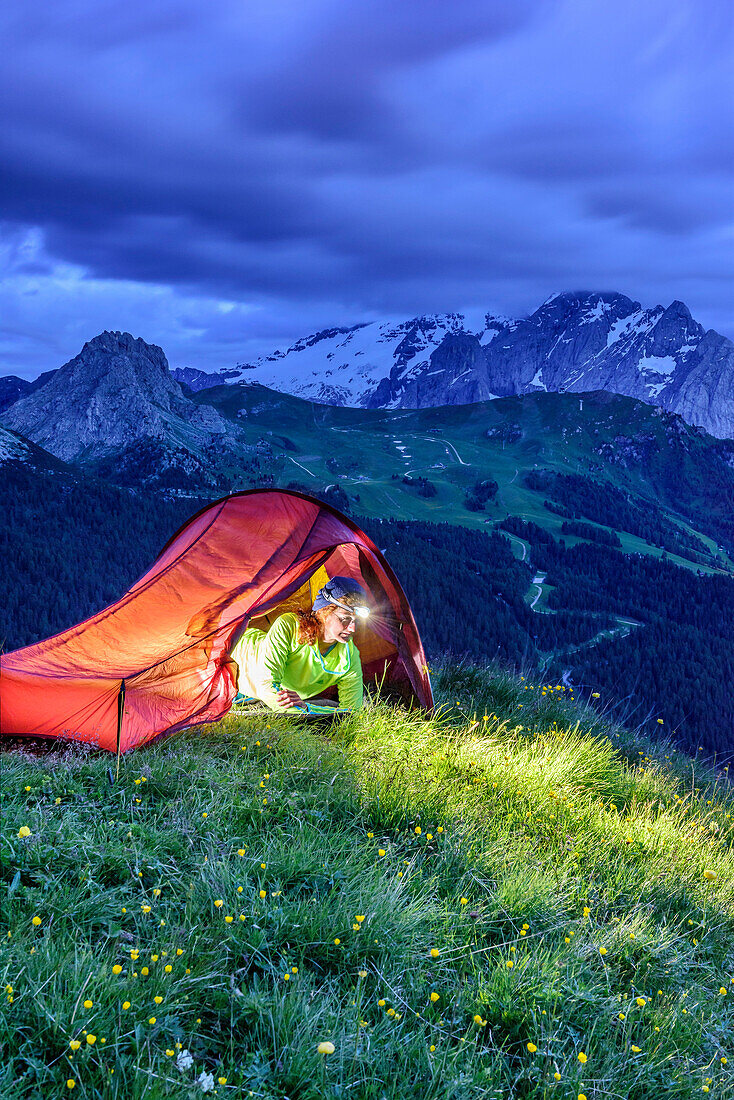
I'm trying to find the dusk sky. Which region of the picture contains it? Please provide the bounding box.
[2,0,733,380]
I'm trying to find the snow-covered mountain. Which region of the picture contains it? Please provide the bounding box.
[173,309,506,405]
[170,292,734,439]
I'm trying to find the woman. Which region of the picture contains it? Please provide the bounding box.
[229,576,370,713]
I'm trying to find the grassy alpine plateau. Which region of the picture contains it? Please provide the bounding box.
[2,663,734,1100]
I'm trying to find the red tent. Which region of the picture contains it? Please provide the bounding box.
[0,490,433,752]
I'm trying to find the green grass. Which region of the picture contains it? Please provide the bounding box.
[2,664,734,1099]
[193,384,734,577]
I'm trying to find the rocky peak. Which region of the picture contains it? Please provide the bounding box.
[0,331,230,463]
[649,301,703,356]
[531,290,640,329]
[58,330,174,398]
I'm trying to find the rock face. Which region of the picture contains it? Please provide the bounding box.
[0,331,230,463]
[368,332,501,408]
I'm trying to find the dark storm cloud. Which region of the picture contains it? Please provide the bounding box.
[0,0,733,379]
[237,0,541,143]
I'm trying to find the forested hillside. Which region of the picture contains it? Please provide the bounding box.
[0,462,200,648]
[501,516,734,756]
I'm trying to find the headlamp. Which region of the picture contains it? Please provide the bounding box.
[319,580,370,620]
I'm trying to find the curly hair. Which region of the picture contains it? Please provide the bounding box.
[294,592,363,645]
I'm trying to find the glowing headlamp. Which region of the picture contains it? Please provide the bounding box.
[333,599,370,619]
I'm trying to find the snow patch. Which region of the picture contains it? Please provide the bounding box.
[638,354,676,398]
[637,354,677,375]
[606,310,643,347]
[580,298,610,322]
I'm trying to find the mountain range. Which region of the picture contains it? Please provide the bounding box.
[2,290,733,445]
[168,291,734,440]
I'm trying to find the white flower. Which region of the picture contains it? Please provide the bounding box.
[197,1071,215,1092]
[176,1050,194,1071]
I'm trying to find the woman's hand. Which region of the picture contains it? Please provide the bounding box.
[276,687,303,709]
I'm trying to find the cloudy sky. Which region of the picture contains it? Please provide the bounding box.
[1,0,733,379]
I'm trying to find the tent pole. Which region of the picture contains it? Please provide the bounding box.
[115,679,126,781]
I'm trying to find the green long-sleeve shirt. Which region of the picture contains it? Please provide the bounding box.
[229,612,363,712]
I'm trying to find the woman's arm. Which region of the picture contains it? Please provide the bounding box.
[337,643,363,711]
[255,615,301,710]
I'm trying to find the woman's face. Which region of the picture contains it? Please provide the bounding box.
[321,605,357,645]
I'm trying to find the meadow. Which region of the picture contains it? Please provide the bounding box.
[2,664,733,1099]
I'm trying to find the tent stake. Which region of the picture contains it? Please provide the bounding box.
[115,679,126,781]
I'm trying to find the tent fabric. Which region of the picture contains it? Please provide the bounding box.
[0,490,433,752]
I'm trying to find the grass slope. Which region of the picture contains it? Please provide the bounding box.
[3,667,733,1099]
[194,385,734,575]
